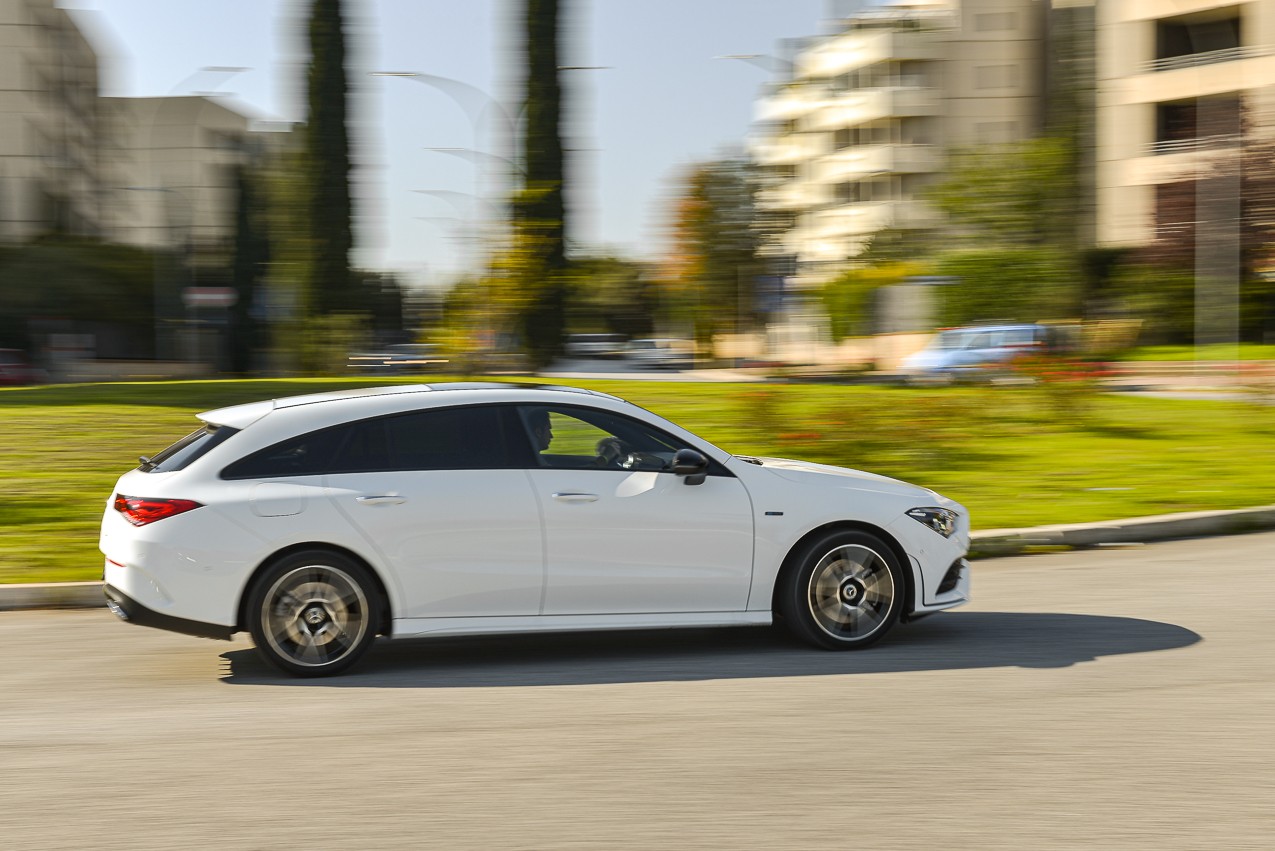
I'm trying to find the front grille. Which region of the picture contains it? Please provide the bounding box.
[937,559,965,595]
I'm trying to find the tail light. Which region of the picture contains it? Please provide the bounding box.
[114,494,203,526]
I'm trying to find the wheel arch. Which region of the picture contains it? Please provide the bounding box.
[770,520,916,617]
[236,542,394,635]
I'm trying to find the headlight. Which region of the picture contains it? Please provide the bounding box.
[907,507,958,538]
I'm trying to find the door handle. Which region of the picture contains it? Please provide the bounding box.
[355,495,407,506]
[552,492,599,503]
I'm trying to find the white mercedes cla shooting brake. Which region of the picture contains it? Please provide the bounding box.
[100,383,970,676]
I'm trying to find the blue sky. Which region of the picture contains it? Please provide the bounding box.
[70,0,833,287]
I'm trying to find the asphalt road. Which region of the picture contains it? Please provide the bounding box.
[2,533,1272,850]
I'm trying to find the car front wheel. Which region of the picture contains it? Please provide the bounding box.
[247,551,381,677]
[780,531,903,650]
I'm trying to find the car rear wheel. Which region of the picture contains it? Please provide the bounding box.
[780,531,903,650]
[247,551,381,677]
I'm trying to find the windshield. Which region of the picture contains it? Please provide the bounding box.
[933,330,979,350]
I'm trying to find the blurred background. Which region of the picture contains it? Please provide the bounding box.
[1,0,1273,382]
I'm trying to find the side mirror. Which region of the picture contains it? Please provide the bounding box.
[670,448,708,486]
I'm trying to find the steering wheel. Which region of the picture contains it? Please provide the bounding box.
[595,437,630,468]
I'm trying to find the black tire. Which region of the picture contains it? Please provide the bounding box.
[246,550,381,677]
[778,530,904,651]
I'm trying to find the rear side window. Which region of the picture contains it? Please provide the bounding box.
[221,425,350,480]
[331,405,514,473]
[143,425,239,473]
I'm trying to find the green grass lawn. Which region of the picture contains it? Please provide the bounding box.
[3,376,1273,583]
[1118,343,1275,361]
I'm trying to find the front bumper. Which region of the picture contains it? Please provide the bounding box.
[104,584,234,641]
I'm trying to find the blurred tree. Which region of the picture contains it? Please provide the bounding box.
[514,0,568,369]
[305,0,354,314]
[227,165,271,374]
[665,159,761,354]
[925,137,1085,324]
[927,137,1076,248]
[0,237,156,357]
[567,255,658,339]
[934,247,1079,327]
[818,261,929,342]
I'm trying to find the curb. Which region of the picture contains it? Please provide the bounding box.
[970,504,1275,558]
[4,505,1275,612]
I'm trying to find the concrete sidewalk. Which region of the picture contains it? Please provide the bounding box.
[4,504,1274,612]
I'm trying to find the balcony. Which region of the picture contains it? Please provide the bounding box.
[806,86,939,132]
[756,182,812,212]
[752,139,807,167]
[814,144,940,182]
[1143,44,1272,73]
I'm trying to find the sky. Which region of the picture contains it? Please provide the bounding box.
[67,0,840,288]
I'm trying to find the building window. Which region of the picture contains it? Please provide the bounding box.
[835,182,861,204]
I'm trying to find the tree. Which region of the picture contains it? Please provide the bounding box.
[567,255,658,339]
[305,0,354,315]
[514,0,568,368]
[664,159,761,353]
[227,165,270,374]
[924,138,1085,324]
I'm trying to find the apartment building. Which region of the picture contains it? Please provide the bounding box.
[751,0,1046,283]
[0,0,111,242]
[1,0,290,253]
[104,94,290,256]
[1095,0,1275,247]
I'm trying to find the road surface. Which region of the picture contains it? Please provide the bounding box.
[1,533,1271,850]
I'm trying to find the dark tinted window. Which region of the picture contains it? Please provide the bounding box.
[144,425,239,473]
[221,425,350,480]
[330,405,514,473]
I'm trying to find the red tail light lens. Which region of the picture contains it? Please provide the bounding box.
[113,494,203,526]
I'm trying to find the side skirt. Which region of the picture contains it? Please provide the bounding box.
[391,611,772,640]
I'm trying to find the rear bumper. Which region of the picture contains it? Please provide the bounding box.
[104,584,234,641]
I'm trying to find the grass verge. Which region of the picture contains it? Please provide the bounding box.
[2,376,1272,583]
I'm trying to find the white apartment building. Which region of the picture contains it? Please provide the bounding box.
[752,0,1046,283]
[0,0,111,242]
[1096,0,1275,246]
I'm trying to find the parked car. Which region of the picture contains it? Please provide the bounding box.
[622,338,695,370]
[0,349,47,386]
[899,323,1055,383]
[101,383,970,676]
[346,343,449,374]
[565,333,627,359]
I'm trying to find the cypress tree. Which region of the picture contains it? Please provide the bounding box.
[516,0,568,366]
[306,0,354,314]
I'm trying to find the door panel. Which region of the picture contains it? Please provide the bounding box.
[327,470,543,619]
[528,468,754,614]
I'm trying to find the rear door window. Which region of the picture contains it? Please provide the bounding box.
[330,405,516,473]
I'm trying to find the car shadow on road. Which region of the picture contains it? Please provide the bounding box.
[219,610,1201,688]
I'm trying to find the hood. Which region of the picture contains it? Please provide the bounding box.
[900,347,955,371]
[740,456,934,499]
